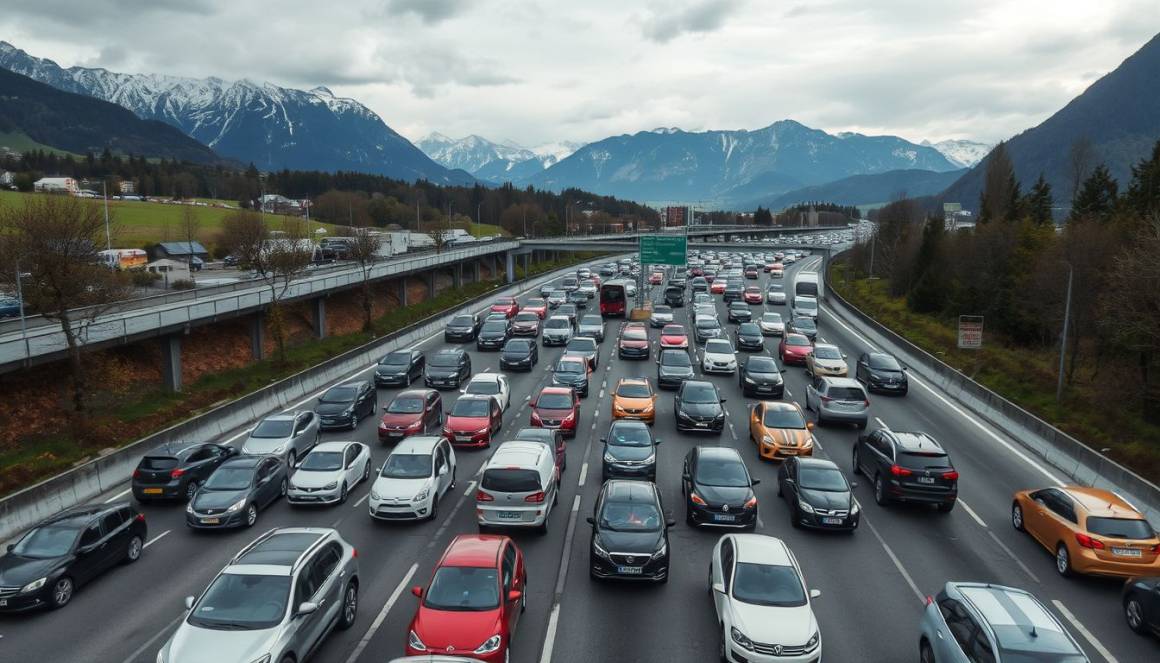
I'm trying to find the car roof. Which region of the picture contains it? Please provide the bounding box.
[456,394,494,404]
[1061,486,1144,518]
[486,442,547,466]
[547,315,570,322]
[610,419,649,431]
[538,386,573,397]
[762,401,800,412]
[733,534,793,566]
[468,373,504,384]
[603,479,660,503]
[697,445,742,462]
[887,431,943,452]
[38,503,121,529]
[813,343,840,352]
[393,436,443,454]
[311,440,357,453]
[260,412,296,422]
[796,457,839,470]
[433,347,465,357]
[232,529,327,571]
[145,440,205,458]
[952,583,1082,655]
[617,377,650,387]
[396,388,437,399]
[821,376,862,388]
[222,455,263,468]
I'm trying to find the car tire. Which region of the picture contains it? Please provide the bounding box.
[874,475,889,507]
[339,482,348,504]
[1125,594,1148,634]
[1011,502,1025,531]
[279,478,288,497]
[245,503,258,528]
[920,640,935,663]
[49,576,74,609]
[1055,543,1073,577]
[363,461,371,483]
[185,480,201,502]
[686,503,695,525]
[287,450,297,468]
[338,581,358,630]
[124,534,144,563]
[857,420,867,430]
[776,481,783,497]
[718,626,728,663]
[852,448,863,475]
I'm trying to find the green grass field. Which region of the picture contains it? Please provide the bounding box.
[0,131,81,157]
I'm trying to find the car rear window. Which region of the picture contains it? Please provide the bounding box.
[482,468,542,493]
[898,452,951,469]
[826,387,866,401]
[139,456,179,470]
[1086,517,1155,540]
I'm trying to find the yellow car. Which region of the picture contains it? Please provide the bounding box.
[806,343,848,377]
[748,401,814,461]
[611,377,656,425]
[1012,485,1160,578]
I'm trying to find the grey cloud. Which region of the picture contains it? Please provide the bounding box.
[641,0,743,43]
[384,0,469,24]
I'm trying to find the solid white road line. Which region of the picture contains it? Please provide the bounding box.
[985,530,1040,584]
[143,530,170,548]
[874,417,891,431]
[864,518,925,604]
[119,612,186,663]
[1052,600,1119,663]
[352,493,369,509]
[538,603,563,663]
[578,462,589,487]
[958,498,987,528]
[464,479,477,497]
[104,488,131,503]
[344,562,419,663]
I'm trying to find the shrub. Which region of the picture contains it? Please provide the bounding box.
[130,270,162,287]
[170,279,195,290]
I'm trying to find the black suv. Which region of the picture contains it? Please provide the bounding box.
[476,318,512,350]
[132,442,239,501]
[374,349,425,387]
[852,429,958,512]
[424,348,472,389]
[855,351,909,395]
[674,380,726,433]
[443,313,482,342]
[663,286,685,307]
[0,503,147,611]
[587,480,673,582]
[681,446,758,528]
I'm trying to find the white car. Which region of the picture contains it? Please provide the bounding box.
[461,373,511,412]
[711,534,822,662]
[241,411,320,465]
[701,339,738,374]
[757,312,785,336]
[694,303,718,320]
[766,286,787,305]
[286,440,371,505]
[368,436,456,521]
[792,295,818,321]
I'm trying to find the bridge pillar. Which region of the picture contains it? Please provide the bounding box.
[473,260,481,284]
[312,297,327,339]
[523,253,530,278]
[427,270,436,297]
[505,252,515,284]
[160,334,182,393]
[397,279,408,307]
[453,263,462,289]
[250,314,265,360]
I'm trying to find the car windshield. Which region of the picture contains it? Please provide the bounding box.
[250,419,293,438]
[695,456,749,486]
[1085,517,1155,540]
[705,340,733,354]
[616,382,651,398]
[299,451,343,471]
[869,354,902,370]
[748,357,779,374]
[607,424,652,447]
[763,408,806,428]
[204,466,254,491]
[814,346,842,360]
[661,351,692,367]
[787,335,811,347]
[827,387,867,401]
[429,354,460,367]
[505,340,531,352]
[450,315,474,327]
[387,397,424,414]
[663,325,685,335]
[537,392,573,409]
[600,501,662,532]
[550,290,566,299]
[424,567,500,611]
[482,321,507,333]
[654,305,672,314]
[546,318,570,329]
[527,299,546,307]
[320,386,357,403]
[768,284,783,291]
[581,315,602,326]
[557,360,585,375]
[761,313,783,324]
[11,525,80,558]
[738,323,760,335]
[682,383,719,404]
[381,453,432,479]
[624,328,647,340]
[514,313,538,322]
[188,574,291,630]
[451,399,490,417]
[566,339,595,352]
[732,563,807,607]
[380,352,410,366]
[467,380,500,395]
[792,318,817,332]
[799,467,849,491]
[696,318,719,330]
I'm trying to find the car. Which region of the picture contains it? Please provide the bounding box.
[690,276,709,293]
[379,389,444,442]
[587,480,673,582]
[805,343,848,377]
[710,280,727,295]
[792,295,819,321]
[649,271,664,285]
[557,303,579,327]
[805,376,869,428]
[186,455,288,529]
[425,348,473,389]
[743,286,763,304]
[489,296,519,318]
[369,436,457,521]
[618,322,651,359]
[778,457,858,530]
[567,289,589,308]
[523,298,548,319]
[694,302,718,320]
[499,337,539,371]
[601,420,661,482]
[853,429,957,511]
[656,348,695,389]
[509,427,566,473]
[766,284,787,305]
[546,289,567,308]
[315,381,377,430]
[785,316,817,343]
[444,313,483,342]
[710,534,821,663]
[757,312,785,336]
[287,440,372,505]
[749,401,814,462]
[550,354,591,397]
[565,336,600,369]
[779,333,813,365]
[133,442,239,501]
[242,411,321,464]
[694,316,724,344]
[724,281,746,303]
[375,350,425,387]
[444,394,504,448]
[659,324,690,349]
[663,286,685,307]
[462,373,512,412]
[1123,576,1160,638]
[405,535,526,661]
[649,304,674,328]
[530,386,580,438]
[744,267,760,280]
[578,314,605,341]
[159,528,359,663]
[701,338,738,374]
[693,291,713,305]
[1011,485,1160,577]
[542,314,575,346]
[476,317,512,350]
[510,311,541,337]
[682,446,758,528]
[855,351,909,395]
[920,582,1089,663]
[734,322,764,351]
[476,442,560,532]
[769,264,785,279]
[0,503,146,612]
[611,377,657,425]
[674,380,726,433]
[739,356,785,399]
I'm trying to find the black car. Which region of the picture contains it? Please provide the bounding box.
[663,286,685,307]
[132,442,239,501]
[315,381,377,430]
[723,281,745,303]
[681,446,758,529]
[499,338,539,371]
[668,276,687,289]
[186,455,287,530]
[734,322,764,351]
[1123,576,1160,638]
[786,316,817,343]
[425,348,472,389]
[855,351,909,395]
[727,301,752,323]
[587,480,673,582]
[853,429,958,512]
[0,503,147,612]
[551,355,590,397]
[777,457,859,531]
[601,420,661,481]
[656,348,695,389]
[443,313,482,342]
[511,312,541,337]
[674,380,726,433]
[568,290,589,308]
[739,355,784,398]
[476,318,512,350]
[374,349,425,387]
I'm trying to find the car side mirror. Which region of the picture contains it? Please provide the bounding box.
[296,601,319,617]
[600,437,607,444]
[654,438,662,445]
[719,399,727,404]
[184,595,195,610]
[902,366,908,371]
[682,472,691,481]
[850,481,859,489]
[376,466,383,473]
[751,478,761,486]
[411,586,423,598]
[842,354,848,359]
[438,465,448,476]
[712,581,725,594]
[5,543,13,553]
[586,516,595,525]
[665,517,677,528]
[507,590,522,603]
[809,589,822,599]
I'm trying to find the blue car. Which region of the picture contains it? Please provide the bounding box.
[0,297,22,319]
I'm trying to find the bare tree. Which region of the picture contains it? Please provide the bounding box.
[180,205,200,285]
[347,225,383,332]
[0,196,130,416]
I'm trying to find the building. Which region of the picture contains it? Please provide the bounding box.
[152,241,209,265]
[663,206,689,228]
[33,177,78,195]
[145,259,192,288]
[0,171,14,187]
[119,180,136,195]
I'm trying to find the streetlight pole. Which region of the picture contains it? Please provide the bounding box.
[1056,262,1074,402]
[15,267,31,363]
[476,202,482,239]
[102,180,112,251]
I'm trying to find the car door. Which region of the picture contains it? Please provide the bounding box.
[498,376,511,411]
[1034,489,1077,550]
[933,597,971,661]
[99,509,132,570]
[343,444,361,487]
[289,553,326,655]
[712,537,735,624]
[256,458,280,507]
[411,351,425,381]
[781,459,797,508]
[749,403,762,442]
[492,399,503,434]
[502,542,521,633]
[184,446,217,485]
[71,520,113,585]
[432,444,450,497]
[682,450,696,499]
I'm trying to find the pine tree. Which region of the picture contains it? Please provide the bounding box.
[978,142,1019,223]
[1123,139,1160,219]
[907,216,947,313]
[1022,173,1054,225]
[1071,164,1118,221]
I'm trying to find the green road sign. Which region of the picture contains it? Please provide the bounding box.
[639,235,687,266]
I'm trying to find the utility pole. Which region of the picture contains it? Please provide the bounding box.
[102,180,112,250]
[522,205,527,238]
[1056,262,1073,402]
[15,266,31,363]
[476,202,482,239]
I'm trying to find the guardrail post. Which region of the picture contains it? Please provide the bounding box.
[160,334,183,392]
[505,251,515,284]
[250,313,265,360]
[312,297,327,339]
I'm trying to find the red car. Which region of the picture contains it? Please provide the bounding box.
[779,332,813,365]
[589,274,602,287]
[659,324,689,349]
[618,322,651,359]
[743,286,763,304]
[523,298,548,319]
[710,280,726,295]
[690,266,704,277]
[489,296,520,319]
[407,535,527,661]
[744,267,759,279]
[444,394,503,447]
[649,271,664,285]
[764,263,779,272]
[378,389,443,442]
[530,386,580,437]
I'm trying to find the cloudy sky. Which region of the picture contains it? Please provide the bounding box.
[1,0,1155,148]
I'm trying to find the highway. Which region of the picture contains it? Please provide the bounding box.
[0,252,1154,663]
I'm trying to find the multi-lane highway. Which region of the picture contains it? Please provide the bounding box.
[0,252,1155,663]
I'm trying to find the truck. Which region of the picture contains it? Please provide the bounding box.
[98,249,148,270]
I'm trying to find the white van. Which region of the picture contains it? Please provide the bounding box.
[794,271,820,298]
[793,295,819,321]
[476,441,559,532]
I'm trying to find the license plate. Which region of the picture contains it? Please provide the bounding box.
[616,566,643,575]
[497,511,520,520]
[200,517,220,525]
[0,599,6,607]
[388,432,403,437]
[713,514,736,523]
[822,517,843,525]
[917,477,935,484]
[696,422,708,428]
[781,449,796,456]
[1112,547,1143,557]
[143,488,164,494]
[457,436,473,442]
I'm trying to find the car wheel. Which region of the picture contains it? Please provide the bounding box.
[789,504,801,529]
[852,448,862,475]
[185,480,201,501]
[338,581,358,630]
[287,450,297,468]
[874,475,889,506]
[50,576,74,609]
[1011,502,1025,531]
[339,482,348,504]
[1055,543,1073,577]
[245,503,258,527]
[857,419,867,430]
[920,640,935,663]
[279,478,288,497]
[718,626,728,663]
[405,373,412,387]
[429,496,439,521]
[363,461,371,482]
[1126,594,1148,634]
[686,503,695,525]
[124,534,144,563]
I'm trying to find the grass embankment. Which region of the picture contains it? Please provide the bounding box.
[0,131,81,157]
[828,260,1160,483]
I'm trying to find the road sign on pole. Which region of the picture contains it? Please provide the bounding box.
[639,235,687,267]
[958,315,983,349]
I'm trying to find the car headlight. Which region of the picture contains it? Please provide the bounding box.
[744,376,756,384]
[225,497,247,514]
[643,452,656,464]
[343,408,354,417]
[370,490,381,500]
[603,451,617,463]
[247,656,272,663]
[805,631,820,649]
[408,629,427,651]
[476,426,490,435]
[474,634,503,655]
[21,577,46,593]
[798,500,815,514]
[323,482,338,491]
[761,435,774,446]
[271,444,285,455]
[804,436,815,448]
[851,501,861,514]
[157,649,167,663]
[413,488,431,502]
[650,541,668,560]
[731,626,755,651]
[593,537,611,559]
[186,502,195,515]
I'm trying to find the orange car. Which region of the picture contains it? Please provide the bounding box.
[1011,485,1160,578]
[748,401,814,461]
[611,377,657,424]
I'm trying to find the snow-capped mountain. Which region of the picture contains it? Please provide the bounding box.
[416,133,584,183]
[526,121,959,204]
[921,139,991,168]
[0,41,472,184]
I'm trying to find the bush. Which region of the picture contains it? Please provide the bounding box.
[130,270,162,287]
[170,279,195,290]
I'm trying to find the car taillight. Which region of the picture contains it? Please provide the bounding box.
[890,465,912,477]
[135,513,146,522]
[864,399,871,407]
[170,468,185,479]
[476,490,494,502]
[1150,543,1160,554]
[925,595,934,606]
[942,470,960,480]
[531,411,542,425]
[132,469,141,479]
[352,548,358,558]
[525,491,546,503]
[1075,532,1105,550]
[690,493,707,506]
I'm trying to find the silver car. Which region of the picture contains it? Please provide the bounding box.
[242,411,321,465]
[650,304,674,328]
[804,376,869,428]
[578,315,605,342]
[159,528,359,663]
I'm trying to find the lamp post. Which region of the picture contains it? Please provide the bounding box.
[16,267,31,362]
[102,180,112,251]
[1056,262,1074,402]
[476,202,482,239]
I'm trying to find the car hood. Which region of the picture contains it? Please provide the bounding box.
[784,345,810,356]
[192,488,250,510]
[479,330,507,340]
[660,335,687,345]
[377,365,409,375]
[747,371,782,384]
[738,333,763,343]
[554,372,586,384]
[799,488,852,511]
[620,339,648,348]
[694,483,751,505]
[678,402,723,418]
[447,415,488,430]
[290,469,342,488]
[315,402,354,415]
[596,529,664,555]
[535,407,574,419]
[732,602,816,649]
[704,352,735,363]
[0,554,63,586]
[413,606,504,653]
[543,328,571,336]
[501,349,532,360]
[815,358,845,370]
[614,396,653,410]
[381,412,423,427]
[243,436,290,453]
[372,476,433,500]
[446,323,473,332]
[427,366,460,377]
[512,321,538,330]
[660,364,694,377]
[870,369,905,380]
[163,622,280,663]
[606,444,654,461]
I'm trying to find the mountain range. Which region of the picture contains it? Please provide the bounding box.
[921,139,990,168]
[416,133,584,184]
[740,167,967,211]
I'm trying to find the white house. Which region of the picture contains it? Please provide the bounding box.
[145,259,192,288]
[33,177,78,195]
